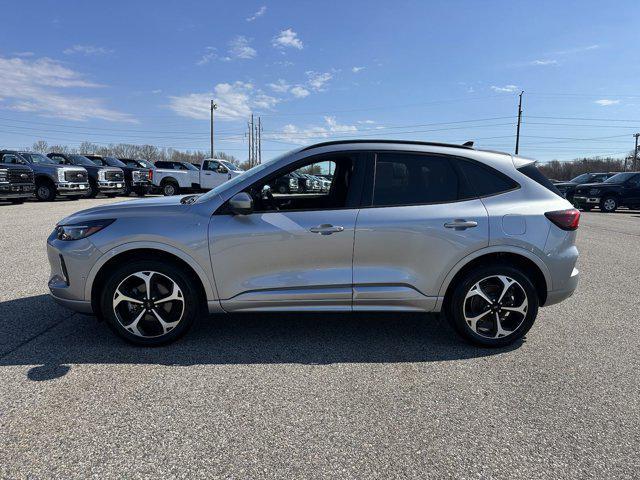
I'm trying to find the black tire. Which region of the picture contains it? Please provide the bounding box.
[277,184,288,194]
[9,198,25,204]
[162,180,179,196]
[599,196,617,213]
[100,259,201,346]
[87,180,98,198]
[446,263,539,347]
[35,179,57,202]
[122,183,131,197]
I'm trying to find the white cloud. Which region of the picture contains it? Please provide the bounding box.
[271,117,358,145]
[595,99,620,106]
[530,59,558,66]
[13,51,34,57]
[358,119,376,124]
[351,66,365,73]
[168,81,278,120]
[229,36,257,59]
[553,44,599,55]
[290,86,309,98]
[63,45,113,56]
[306,71,333,91]
[197,47,217,65]
[268,79,290,93]
[272,28,303,50]
[0,55,135,122]
[246,6,266,22]
[490,84,519,93]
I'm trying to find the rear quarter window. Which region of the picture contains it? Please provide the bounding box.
[457,160,519,197]
[517,164,562,196]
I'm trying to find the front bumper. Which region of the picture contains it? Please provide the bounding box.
[98,181,126,193]
[47,233,102,315]
[0,183,34,199]
[573,195,600,206]
[56,182,90,196]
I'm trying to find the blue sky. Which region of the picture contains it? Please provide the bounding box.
[1,0,639,162]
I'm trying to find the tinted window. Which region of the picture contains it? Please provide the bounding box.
[517,164,561,195]
[104,156,127,168]
[1,153,23,164]
[459,160,519,197]
[372,153,462,206]
[605,172,635,183]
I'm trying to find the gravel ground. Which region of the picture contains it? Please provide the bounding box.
[0,198,638,479]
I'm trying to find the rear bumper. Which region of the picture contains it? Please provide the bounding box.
[544,267,579,306]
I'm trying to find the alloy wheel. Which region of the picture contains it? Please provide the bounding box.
[37,185,50,200]
[463,275,528,339]
[164,184,176,196]
[603,198,616,211]
[113,271,185,338]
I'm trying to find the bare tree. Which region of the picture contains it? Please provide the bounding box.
[31,140,49,153]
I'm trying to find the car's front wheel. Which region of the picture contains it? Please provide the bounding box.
[100,260,201,346]
[447,264,539,347]
[600,196,618,213]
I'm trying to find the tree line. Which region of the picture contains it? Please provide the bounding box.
[29,140,241,167]
[537,155,635,181]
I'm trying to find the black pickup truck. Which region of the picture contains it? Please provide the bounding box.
[573,172,640,212]
[84,155,152,196]
[0,153,35,204]
[47,153,126,198]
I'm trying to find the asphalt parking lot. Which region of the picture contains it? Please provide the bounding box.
[0,198,638,479]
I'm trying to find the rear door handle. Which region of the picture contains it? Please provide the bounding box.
[309,224,344,235]
[444,219,478,230]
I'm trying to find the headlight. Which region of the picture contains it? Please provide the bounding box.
[289,178,297,187]
[98,169,107,181]
[57,169,66,182]
[0,168,8,183]
[55,219,115,241]
[132,170,141,181]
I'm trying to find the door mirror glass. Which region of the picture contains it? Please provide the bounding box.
[228,192,253,215]
[217,165,228,174]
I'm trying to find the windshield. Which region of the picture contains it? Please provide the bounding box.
[87,157,107,166]
[104,156,127,168]
[604,172,635,183]
[570,173,591,183]
[220,160,241,171]
[135,159,154,168]
[196,152,290,204]
[20,152,56,165]
[70,155,97,167]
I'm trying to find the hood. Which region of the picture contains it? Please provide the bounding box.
[554,181,577,188]
[58,195,189,225]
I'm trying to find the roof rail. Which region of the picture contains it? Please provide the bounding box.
[300,139,476,152]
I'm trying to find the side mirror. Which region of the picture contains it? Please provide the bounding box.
[228,192,253,215]
[217,166,228,174]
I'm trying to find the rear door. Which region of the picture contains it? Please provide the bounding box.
[352,151,489,311]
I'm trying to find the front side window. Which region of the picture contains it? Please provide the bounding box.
[1,153,23,164]
[20,153,54,165]
[203,160,221,172]
[246,156,353,212]
[372,153,464,207]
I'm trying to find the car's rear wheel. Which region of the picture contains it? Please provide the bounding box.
[600,196,617,213]
[162,180,179,196]
[100,260,201,346]
[447,264,539,347]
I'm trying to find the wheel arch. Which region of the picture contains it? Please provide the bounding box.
[438,247,551,311]
[35,173,54,185]
[87,242,216,315]
[160,176,179,186]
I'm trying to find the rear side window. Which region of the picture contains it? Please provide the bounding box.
[517,163,562,196]
[458,160,519,197]
[372,153,465,206]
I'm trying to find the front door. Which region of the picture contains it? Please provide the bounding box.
[209,153,365,311]
[352,152,489,311]
[201,160,230,190]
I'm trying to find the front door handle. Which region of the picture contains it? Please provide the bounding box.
[444,219,478,230]
[309,224,344,235]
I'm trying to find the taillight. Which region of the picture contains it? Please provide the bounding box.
[148,169,153,181]
[545,209,580,231]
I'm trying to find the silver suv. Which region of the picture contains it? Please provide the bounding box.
[47,141,580,347]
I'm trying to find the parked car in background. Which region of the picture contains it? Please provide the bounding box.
[47,153,125,198]
[273,172,300,194]
[47,140,579,348]
[573,172,640,212]
[82,155,152,197]
[0,154,35,204]
[152,159,244,196]
[554,172,615,203]
[1,150,89,201]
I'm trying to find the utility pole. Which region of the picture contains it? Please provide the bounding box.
[248,117,253,167]
[210,101,217,159]
[257,116,262,165]
[515,91,524,155]
[634,133,639,171]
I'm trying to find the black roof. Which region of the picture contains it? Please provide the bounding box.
[300,139,476,152]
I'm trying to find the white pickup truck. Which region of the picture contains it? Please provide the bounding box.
[151,158,244,196]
